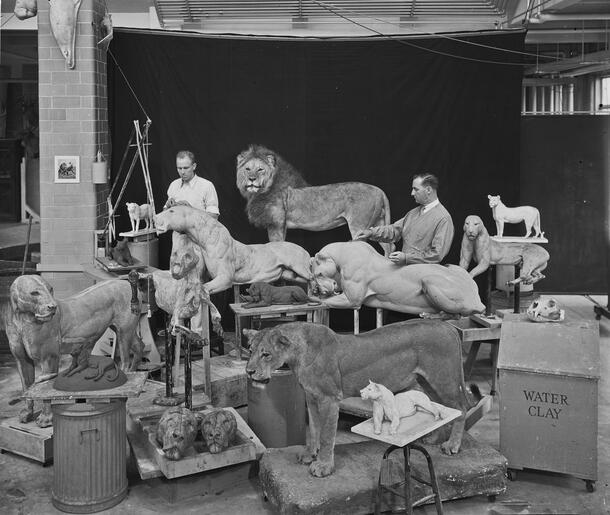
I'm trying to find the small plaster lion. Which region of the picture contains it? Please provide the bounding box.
[488,195,543,238]
[360,380,440,435]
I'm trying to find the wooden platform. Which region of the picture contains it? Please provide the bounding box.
[0,417,53,464]
[259,434,507,514]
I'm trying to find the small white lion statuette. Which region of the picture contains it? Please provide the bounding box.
[488,194,543,238]
[359,380,441,435]
[126,202,153,233]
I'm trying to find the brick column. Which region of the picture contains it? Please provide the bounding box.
[38,0,110,297]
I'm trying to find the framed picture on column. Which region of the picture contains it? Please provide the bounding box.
[54,156,80,183]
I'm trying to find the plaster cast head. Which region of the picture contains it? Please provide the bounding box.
[411,173,438,205]
[176,150,197,183]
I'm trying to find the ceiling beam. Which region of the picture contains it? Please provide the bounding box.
[525,48,610,75]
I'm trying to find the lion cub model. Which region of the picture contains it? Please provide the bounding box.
[240,282,320,308]
[360,380,440,435]
[126,202,154,233]
[245,320,479,477]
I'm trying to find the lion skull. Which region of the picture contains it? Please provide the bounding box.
[526,297,564,323]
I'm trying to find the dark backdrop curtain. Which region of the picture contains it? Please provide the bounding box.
[108,29,525,329]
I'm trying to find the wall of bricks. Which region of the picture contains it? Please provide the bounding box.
[38,0,110,297]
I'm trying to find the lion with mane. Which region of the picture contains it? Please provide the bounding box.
[236,144,393,256]
[459,214,549,285]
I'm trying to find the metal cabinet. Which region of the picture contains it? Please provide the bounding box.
[498,313,599,491]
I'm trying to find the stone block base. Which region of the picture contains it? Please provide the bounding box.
[259,434,507,514]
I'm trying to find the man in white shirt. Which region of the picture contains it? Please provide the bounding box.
[163,150,220,339]
[164,150,220,218]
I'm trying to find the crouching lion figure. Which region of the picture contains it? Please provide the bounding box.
[154,205,312,294]
[311,241,485,317]
[245,320,480,477]
[236,144,393,256]
[4,275,143,427]
[459,215,549,285]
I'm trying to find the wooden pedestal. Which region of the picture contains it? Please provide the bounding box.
[0,417,53,464]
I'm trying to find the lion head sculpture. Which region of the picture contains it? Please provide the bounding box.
[156,407,199,461]
[201,409,237,454]
[310,253,343,297]
[463,215,486,241]
[10,275,57,322]
[526,297,564,323]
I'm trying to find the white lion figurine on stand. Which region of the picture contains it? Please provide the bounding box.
[488,195,543,238]
[126,202,153,233]
[360,380,441,435]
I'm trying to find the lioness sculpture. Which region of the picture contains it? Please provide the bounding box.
[236,144,393,256]
[311,241,485,317]
[488,194,543,238]
[459,215,549,285]
[4,275,143,427]
[154,205,312,294]
[245,320,478,477]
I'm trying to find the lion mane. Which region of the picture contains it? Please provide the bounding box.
[236,144,308,229]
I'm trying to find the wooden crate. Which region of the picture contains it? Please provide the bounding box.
[141,407,258,479]
[498,314,599,485]
[0,417,53,464]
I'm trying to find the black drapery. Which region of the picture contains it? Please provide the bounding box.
[108,29,525,329]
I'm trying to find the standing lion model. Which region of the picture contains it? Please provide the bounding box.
[245,320,479,477]
[236,144,393,256]
[4,275,143,427]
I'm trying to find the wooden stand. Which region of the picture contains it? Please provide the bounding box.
[230,302,329,361]
[0,417,53,464]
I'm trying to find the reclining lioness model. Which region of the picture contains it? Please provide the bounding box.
[245,320,478,477]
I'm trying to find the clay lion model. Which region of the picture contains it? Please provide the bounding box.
[110,238,135,267]
[245,320,480,477]
[488,194,543,238]
[240,282,320,308]
[459,215,549,285]
[236,144,393,256]
[4,275,143,427]
[360,380,440,435]
[311,241,485,317]
[154,205,312,295]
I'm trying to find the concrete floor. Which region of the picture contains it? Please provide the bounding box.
[0,224,608,514]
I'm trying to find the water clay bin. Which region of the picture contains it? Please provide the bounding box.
[52,401,127,513]
[247,367,306,448]
[498,313,599,491]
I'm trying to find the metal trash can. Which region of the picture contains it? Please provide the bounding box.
[52,401,128,513]
[247,367,306,448]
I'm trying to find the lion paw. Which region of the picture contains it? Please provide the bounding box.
[36,412,53,428]
[309,460,334,477]
[441,440,460,455]
[297,447,317,465]
[18,407,35,424]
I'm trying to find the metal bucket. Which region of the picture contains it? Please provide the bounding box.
[127,236,158,268]
[247,367,306,448]
[52,401,127,513]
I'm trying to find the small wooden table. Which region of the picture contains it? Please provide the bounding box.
[229,303,329,360]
